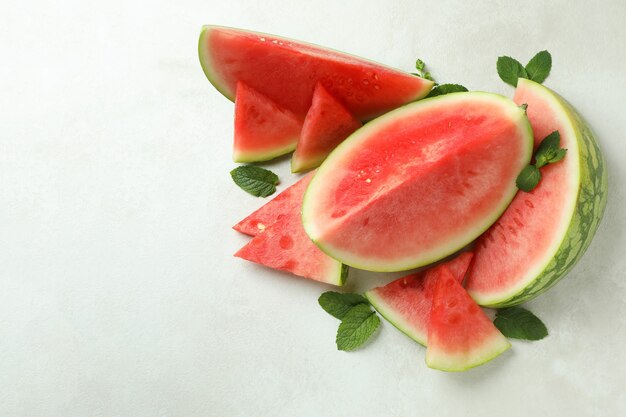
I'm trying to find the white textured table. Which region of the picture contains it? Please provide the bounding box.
[1,1,625,416]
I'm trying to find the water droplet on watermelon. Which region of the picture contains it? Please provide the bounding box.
[256,222,266,231]
[279,235,294,250]
[331,209,347,218]
[259,37,266,42]
[362,79,370,85]
[372,73,379,80]
[271,40,278,44]
[374,84,381,90]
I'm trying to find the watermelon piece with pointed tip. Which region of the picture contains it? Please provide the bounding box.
[303,92,533,272]
[291,84,362,172]
[465,78,608,307]
[365,252,474,346]
[233,82,302,162]
[426,267,511,372]
[233,173,314,236]
[199,25,433,122]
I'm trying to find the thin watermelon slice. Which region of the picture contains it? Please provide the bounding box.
[465,79,608,307]
[303,92,533,272]
[233,82,302,162]
[234,173,346,285]
[291,83,362,172]
[365,252,474,346]
[198,25,433,122]
[426,267,511,372]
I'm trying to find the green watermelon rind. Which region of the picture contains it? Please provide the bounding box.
[425,334,511,372]
[471,79,608,307]
[302,92,534,272]
[233,142,298,163]
[364,290,428,346]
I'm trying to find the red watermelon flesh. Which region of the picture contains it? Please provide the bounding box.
[233,173,314,236]
[199,25,434,121]
[291,83,362,172]
[426,267,510,372]
[365,252,474,346]
[233,82,302,162]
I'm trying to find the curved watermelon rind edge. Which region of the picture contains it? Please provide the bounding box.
[425,335,512,372]
[470,79,608,307]
[302,92,534,272]
[233,141,298,163]
[198,26,235,101]
[365,290,428,346]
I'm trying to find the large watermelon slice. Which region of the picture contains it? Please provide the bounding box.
[233,173,314,236]
[465,79,608,307]
[303,92,533,272]
[234,173,346,285]
[291,83,362,172]
[365,252,474,346]
[233,82,302,162]
[426,267,511,372]
[198,25,433,122]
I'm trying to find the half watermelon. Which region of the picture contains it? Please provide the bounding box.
[303,92,533,272]
[465,79,608,307]
[365,252,474,346]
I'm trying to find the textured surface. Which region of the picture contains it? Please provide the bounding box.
[1,0,625,416]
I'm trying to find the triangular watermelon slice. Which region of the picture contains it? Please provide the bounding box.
[365,252,474,346]
[291,84,362,172]
[233,82,302,162]
[426,267,511,372]
[233,173,314,236]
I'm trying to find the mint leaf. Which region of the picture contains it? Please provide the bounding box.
[516,165,541,192]
[426,83,468,98]
[413,58,435,83]
[525,50,552,83]
[336,304,380,351]
[415,59,425,72]
[318,291,368,320]
[535,131,567,168]
[494,307,548,340]
[497,56,528,87]
[230,165,279,197]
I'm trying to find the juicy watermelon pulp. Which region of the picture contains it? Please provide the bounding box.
[426,268,511,372]
[291,83,362,172]
[465,79,608,307]
[303,92,533,272]
[234,173,346,285]
[365,252,474,346]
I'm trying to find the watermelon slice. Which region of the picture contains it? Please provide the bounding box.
[291,83,362,172]
[365,252,474,346]
[198,25,433,122]
[233,82,302,162]
[303,92,533,272]
[233,173,314,236]
[426,267,511,372]
[465,79,608,307]
[234,174,346,285]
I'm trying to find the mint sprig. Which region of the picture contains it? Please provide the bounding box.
[318,291,380,351]
[230,165,279,197]
[516,130,567,192]
[426,83,468,98]
[412,58,435,82]
[494,307,548,341]
[497,50,552,86]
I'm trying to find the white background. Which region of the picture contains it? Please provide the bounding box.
[1,0,625,416]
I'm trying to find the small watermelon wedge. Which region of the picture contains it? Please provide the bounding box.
[233,82,302,162]
[291,83,362,172]
[426,267,511,372]
[233,173,314,236]
[365,252,473,346]
[199,25,433,122]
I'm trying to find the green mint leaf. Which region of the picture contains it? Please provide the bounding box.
[230,165,279,197]
[318,291,368,320]
[415,59,425,72]
[516,165,541,192]
[494,307,548,341]
[336,304,380,351]
[535,131,566,168]
[497,56,528,87]
[423,72,434,81]
[525,50,552,83]
[426,83,468,98]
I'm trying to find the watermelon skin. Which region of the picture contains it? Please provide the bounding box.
[365,252,474,346]
[303,92,533,272]
[198,25,433,121]
[426,268,510,372]
[233,82,302,162]
[291,83,362,173]
[466,79,608,307]
[233,173,314,236]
